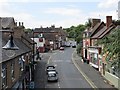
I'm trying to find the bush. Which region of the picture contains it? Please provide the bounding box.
[76,44,82,54]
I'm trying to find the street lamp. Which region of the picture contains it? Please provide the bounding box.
[2,33,19,50]
[2,32,19,57]
[29,29,35,89]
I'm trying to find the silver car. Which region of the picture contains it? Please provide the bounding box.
[47,71,58,82]
[46,65,56,74]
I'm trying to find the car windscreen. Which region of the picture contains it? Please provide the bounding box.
[48,73,56,77]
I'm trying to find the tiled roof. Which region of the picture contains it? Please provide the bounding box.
[21,34,36,44]
[98,25,116,39]
[91,26,107,39]
[34,27,61,33]
[2,35,31,62]
[90,22,105,37]
[43,33,56,40]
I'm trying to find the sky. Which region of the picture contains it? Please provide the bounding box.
[0,0,119,29]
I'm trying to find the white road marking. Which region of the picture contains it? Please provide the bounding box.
[58,82,60,88]
[47,55,52,64]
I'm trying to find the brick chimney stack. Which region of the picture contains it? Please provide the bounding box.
[91,19,101,28]
[106,16,112,28]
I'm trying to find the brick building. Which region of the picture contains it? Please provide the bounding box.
[0,17,36,89]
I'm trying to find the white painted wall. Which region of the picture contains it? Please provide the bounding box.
[31,38,45,47]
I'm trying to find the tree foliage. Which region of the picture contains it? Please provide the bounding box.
[85,18,92,28]
[64,24,86,43]
[98,28,120,71]
[24,28,32,33]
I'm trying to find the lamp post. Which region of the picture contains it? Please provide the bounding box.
[32,29,34,78]
[29,29,35,89]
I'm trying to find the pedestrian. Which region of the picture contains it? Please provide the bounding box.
[36,49,41,60]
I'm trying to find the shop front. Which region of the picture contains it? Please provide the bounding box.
[88,46,101,71]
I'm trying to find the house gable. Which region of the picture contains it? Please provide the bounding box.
[0,17,16,30]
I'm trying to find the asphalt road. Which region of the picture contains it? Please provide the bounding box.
[34,47,117,90]
[45,47,92,88]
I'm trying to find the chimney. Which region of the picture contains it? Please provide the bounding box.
[19,22,21,26]
[91,19,101,28]
[60,26,62,29]
[22,22,23,26]
[51,25,55,29]
[15,22,17,26]
[106,16,112,28]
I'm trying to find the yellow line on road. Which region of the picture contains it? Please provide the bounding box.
[72,50,97,89]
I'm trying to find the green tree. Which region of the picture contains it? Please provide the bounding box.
[24,28,32,33]
[98,28,120,73]
[64,24,86,54]
[85,18,92,28]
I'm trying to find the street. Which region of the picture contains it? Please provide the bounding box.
[34,47,116,89]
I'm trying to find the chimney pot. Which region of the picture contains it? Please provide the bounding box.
[19,22,21,26]
[15,22,17,26]
[22,22,23,26]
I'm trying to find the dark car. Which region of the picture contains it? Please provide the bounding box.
[72,45,76,48]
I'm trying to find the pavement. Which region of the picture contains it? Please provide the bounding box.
[72,50,118,90]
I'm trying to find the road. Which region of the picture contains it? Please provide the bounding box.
[45,47,92,88]
[34,47,116,89]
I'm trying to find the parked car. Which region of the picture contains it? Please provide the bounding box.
[47,71,58,82]
[72,45,76,48]
[59,47,64,50]
[46,65,56,74]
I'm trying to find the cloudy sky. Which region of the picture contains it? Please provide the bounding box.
[0,0,119,28]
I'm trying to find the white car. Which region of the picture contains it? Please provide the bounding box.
[47,71,58,82]
[59,47,64,50]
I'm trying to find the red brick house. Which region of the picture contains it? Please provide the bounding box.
[88,16,116,71]
[33,25,67,52]
[82,18,102,63]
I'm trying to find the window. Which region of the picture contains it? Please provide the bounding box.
[11,61,15,81]
[2,64,7,88]
[19,57,24,71]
